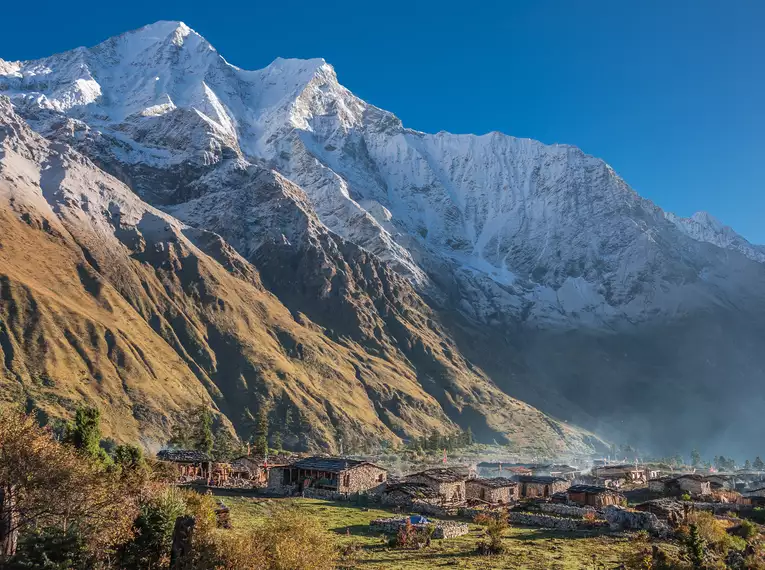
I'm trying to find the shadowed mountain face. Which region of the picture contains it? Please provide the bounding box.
[1,21,764,456]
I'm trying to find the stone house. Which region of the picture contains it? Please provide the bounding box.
[515,475,569,499]
[381,482,442,509]
[406,468,467,504]
[566,484,625,507]
[465,477,518,504]
[156,449,215,481]
[648,477,671,493]
[267,457,387,495]
[650,475,711,497]
[706,475,734,491]
[670,475,712,497]
[229,454,295,487]
[594,464,647,483]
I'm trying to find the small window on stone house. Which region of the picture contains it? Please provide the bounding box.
[378,473,384,482]
[343,474,350,487]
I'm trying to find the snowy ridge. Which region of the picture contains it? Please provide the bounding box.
[665,211,765,264]
[1,21,763,328]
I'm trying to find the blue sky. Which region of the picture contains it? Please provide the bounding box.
[3,0,763,241]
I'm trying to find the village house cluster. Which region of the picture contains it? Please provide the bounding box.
[154,450,765,523]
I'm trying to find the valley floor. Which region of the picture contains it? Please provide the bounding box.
[223,496,668,569]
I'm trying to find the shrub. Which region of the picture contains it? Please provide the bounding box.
[6,527,91,570]
[475,512,508,555]
[622,545,691,570]
[119,486,187,568]
[389,520,433,549]
[735,519,758,541]
[191,531,268,570]
[749,507,765,525]
[112,444,146,472]
[251,506,338,570]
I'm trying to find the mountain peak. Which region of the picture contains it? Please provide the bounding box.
[123,20,197,46]
[690,210,724,233]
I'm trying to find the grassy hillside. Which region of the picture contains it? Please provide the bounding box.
[223,496,671,570]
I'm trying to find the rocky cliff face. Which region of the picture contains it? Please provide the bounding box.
[2,21,764,455]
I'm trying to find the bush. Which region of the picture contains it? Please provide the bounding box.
[622,545,691,570]
[388,520,433,549]
[119,486,187,568]
[734,519,758,541]
[249,506,338,570]
[474,512,508,555]
[191,531,268,570]
[7,527,91,570]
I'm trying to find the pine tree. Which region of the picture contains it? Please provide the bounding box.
[196,407,214,456]
[754,456,765,471]
[465,426,474,446]
[272,432,282,452]
[745,459,752,470]
[691,449,701,467]
[66,406,111,466]
[254,409,269,456]
[686,523,705,568]
[428,430,441,452]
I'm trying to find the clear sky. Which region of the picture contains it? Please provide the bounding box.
[3,0,763,241]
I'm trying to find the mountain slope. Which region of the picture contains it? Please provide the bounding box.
[2,21,765,455]
[0,95,599,454]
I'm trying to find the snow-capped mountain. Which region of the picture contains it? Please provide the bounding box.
[3,21,765,455]
[3,21,763,329]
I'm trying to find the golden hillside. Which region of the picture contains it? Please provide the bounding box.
[0,97,600,454]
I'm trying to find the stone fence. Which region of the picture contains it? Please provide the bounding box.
[538,503,599,518]
[458,507,607,532]
[507,512,609,532]
[302,488,348,501]
[369,518,469,539]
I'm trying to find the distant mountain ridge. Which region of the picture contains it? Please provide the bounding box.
[2,21,764,456]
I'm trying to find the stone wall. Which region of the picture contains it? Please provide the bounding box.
[340,464,387,494]
[539,503,598,518]
[520,480,569,499]
[507,512,609,531]
[411,502,455,517]
[603,506,669,537]
[303,488,346,501]
[369,518,469,539]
